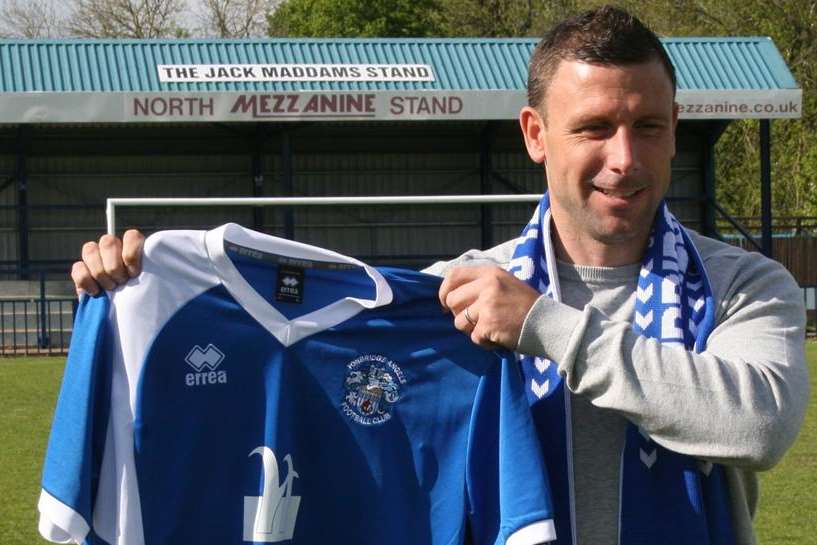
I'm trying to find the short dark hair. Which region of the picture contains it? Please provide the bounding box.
[527,5,676,112]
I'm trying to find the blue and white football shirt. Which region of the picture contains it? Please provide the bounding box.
[39,223,555,545]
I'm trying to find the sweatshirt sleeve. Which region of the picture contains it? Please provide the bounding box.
[516,244,809,471]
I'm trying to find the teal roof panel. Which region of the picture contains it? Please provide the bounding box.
[0,38,532,92]
[663,37,797,90]
[0,36,796,94]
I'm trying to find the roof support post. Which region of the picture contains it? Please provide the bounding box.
[15,125,30,280]
[281,129,294,240]
[703,133,717,237]
[760,119,772,258]
[480,123,494,249]
[252,124,265,231]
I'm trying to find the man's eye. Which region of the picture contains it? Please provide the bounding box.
[580,125,609,134]
[637,122,665,131]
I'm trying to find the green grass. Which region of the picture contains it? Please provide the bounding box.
[2,346,816,544]
[0,356,64,545]
[755,341,817,543]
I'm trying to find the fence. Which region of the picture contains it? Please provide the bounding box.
[0,270,76,355]
[0,298,76,355]
[726,236,817,287]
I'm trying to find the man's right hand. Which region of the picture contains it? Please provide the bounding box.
[70,229,145,296]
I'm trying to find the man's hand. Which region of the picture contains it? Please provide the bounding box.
[439,266,540,350]
[70,229,145,296]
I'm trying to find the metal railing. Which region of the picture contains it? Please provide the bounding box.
[0,297,76,355]
[0,268,77,356]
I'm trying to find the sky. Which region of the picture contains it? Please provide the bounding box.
[0,0,273,38]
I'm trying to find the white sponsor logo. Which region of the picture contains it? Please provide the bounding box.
[184,344,228,386]
[281,276,299,287]
[244,447,301,542]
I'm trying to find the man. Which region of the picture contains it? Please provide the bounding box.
[71,6,807,545]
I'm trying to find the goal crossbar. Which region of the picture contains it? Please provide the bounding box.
[106,194,542,235]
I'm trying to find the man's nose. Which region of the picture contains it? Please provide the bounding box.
[605,127,637,175]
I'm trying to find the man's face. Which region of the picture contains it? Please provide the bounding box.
[527,59,678,264]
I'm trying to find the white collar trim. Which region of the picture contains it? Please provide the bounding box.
[205,223,392,347]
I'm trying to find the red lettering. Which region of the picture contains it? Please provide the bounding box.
[230,95,256,114]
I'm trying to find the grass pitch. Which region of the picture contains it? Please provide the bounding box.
[2,344,816,544]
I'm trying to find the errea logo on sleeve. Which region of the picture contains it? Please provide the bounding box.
[184,344,228,387]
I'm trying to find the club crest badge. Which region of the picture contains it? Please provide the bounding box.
[341,354,406,425]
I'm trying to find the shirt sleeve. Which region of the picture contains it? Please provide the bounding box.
[466,352,556,545]
[39,293,113,544]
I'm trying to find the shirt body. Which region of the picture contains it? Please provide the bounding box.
[40,224,555,545]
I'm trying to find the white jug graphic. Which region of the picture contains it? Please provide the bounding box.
[243,447,301,542]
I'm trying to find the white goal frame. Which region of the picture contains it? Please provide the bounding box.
[105,195,542,235]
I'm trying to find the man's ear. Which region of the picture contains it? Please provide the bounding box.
[519,106,547,164]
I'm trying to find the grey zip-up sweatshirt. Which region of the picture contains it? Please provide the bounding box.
[425,230,809,545]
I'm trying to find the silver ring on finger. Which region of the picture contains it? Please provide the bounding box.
[464,306,477,326]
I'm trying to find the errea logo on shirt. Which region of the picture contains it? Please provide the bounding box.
[184,344,228,386]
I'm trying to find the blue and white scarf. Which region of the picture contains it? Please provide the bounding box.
[508,192,736,545]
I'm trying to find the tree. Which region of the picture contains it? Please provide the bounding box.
[197,0,274,37]
[66,0,187,38]
[621,0,817,219]
[268,0,443,37]
[0,0,65,38]
[436,0,576,37]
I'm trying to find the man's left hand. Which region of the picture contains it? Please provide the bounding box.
[439,266,540,350]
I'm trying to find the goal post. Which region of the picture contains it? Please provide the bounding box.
[105,195,543,236]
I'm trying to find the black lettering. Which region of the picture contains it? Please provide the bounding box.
[133,97,149,116]
[390,96,404,114]
[432,97,446,113]
[200,97,214,116]
[168,98,182,115]
[150,98,167,116]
